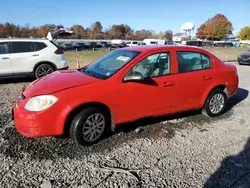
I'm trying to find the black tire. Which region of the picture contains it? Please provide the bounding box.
[69,107,110,146]
[238,58,241,65]
[202,88,228,117]
[34,64,55,79]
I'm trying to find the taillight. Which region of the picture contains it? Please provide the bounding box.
[54,48,64,54]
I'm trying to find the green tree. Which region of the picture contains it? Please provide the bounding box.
[158,31,164,40]
[237,26,250,40]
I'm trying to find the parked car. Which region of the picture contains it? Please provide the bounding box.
[185,40,203,47]
[111,42,128,49]
[237,49,250,65]
[213,41,233,47]
[119,42,128,48]
[72,41,80,50]
[0,28,73,79]
[13,45,238,146]
[59,42,72,51]
[126,41,139,47]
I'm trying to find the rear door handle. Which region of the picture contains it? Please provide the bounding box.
[163,81,175,87]
[202,76,211,80]
[2,57,9,60]
[32,54,39,56]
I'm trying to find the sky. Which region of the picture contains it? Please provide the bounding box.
[2,0,249,35]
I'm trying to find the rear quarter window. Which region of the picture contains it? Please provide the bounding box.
[34,42,47,51]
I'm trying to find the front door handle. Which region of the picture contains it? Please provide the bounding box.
[163,81,175,87]
[32,54,39,56]
[2,57,9,60]
[202,76,211,80]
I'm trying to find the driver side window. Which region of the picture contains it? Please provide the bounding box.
[129,52,171,78]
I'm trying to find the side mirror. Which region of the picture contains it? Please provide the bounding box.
[123,71,144,82]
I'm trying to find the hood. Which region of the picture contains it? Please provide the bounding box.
[238,51,250,60]
[23,70,100,97]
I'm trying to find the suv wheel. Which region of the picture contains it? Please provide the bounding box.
[202,88,227,117]
[70,107,110,146]
[34,64,55,78]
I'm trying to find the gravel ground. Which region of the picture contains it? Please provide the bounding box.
[0,62,250,188]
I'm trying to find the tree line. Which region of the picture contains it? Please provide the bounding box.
[0,22,164,40]
[0,14,249,40]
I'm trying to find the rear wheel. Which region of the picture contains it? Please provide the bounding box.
[34,64,55,78]
[202,88,227,117]
[69,107,110,146]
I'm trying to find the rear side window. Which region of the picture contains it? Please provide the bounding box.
[11,42,35,53]
[177,51,211,73]
[34,42,47,51]
[0,42,9,54]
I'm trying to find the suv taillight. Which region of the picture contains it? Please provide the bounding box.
[54,48,64,54]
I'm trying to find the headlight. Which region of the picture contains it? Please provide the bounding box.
[24,95,58,112]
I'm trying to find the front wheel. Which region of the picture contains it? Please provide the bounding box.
[70,107,110,146]
[202,88,227,117]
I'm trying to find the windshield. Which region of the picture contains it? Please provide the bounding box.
[80,50,141,79]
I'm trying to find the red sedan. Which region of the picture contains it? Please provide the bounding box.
[13,45,239,146]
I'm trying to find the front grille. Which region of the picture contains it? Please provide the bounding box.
[241,55,250,60]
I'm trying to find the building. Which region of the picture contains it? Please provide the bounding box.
[173,33,189,42]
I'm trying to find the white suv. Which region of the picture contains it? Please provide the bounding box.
[0,28,72,79]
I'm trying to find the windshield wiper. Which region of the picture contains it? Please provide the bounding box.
[82,69,99,78]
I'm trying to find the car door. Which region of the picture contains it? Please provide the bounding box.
[0,42,12,76]
[172,50,213,111]
[117,51,176,123]
[10,41,36,74]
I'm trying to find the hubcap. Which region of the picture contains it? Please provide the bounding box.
[37,66,53,77]
[82,113,105,142]
[209,93,225,114]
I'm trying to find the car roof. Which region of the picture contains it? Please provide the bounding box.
[121,45,205,53]
[0,38,48,42]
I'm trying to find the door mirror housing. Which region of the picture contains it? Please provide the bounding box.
[123,71,144,82]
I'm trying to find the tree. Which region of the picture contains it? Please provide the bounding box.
[237,26,250,40]
[109,24,133,39]
[57,24,64,29]
[210,14,233,40]
[158,31,164,40]
[70,25,84,39]
[39,25,49,37]
[134,29,154,40]
[0,24,5,37]
[196,14,233,40]
[92,21,103,39]
[196,24,207,39]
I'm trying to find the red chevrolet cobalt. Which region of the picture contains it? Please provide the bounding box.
[13,45,238,146]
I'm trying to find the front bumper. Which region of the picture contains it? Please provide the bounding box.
[13,95,65,138]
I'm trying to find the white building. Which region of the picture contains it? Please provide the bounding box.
[173,33,189,42]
